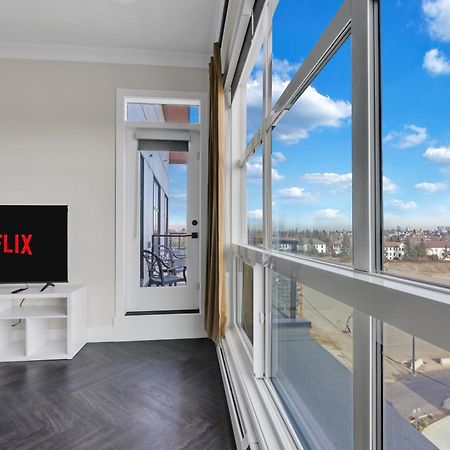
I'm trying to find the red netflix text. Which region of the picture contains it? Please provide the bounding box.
[0,234,32,255]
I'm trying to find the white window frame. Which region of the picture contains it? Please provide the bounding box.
[224,0,450,449]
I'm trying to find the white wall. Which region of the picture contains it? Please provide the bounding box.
[0,58,208,328]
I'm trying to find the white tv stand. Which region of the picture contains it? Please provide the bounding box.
[0,284,87,362]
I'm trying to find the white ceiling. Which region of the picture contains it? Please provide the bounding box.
[0,0,223,67]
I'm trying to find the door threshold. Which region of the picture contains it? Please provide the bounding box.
[126,309,200,316]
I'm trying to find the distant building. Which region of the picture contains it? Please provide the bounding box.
[301,239,326,254]
[274,238,299,253]
[332,241,342,255]
[423,241,450,260]
[384,242,405,260]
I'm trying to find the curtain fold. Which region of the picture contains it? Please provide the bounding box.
[204,42,227,343]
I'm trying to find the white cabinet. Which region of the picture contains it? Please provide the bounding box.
[0,285,86,362]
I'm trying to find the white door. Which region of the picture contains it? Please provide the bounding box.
[124,128,201,312]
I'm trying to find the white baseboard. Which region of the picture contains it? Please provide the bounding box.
[218,328,301,450]
[87,313,207,343]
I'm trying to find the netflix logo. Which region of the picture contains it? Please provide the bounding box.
[0,234,32,255]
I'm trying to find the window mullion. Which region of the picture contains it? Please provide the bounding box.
[263,3,273,380]
[351,0,380,449]
[263,9,272,252]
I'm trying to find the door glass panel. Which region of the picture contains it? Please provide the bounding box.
[127,102,200,124]
[140,144,188,288]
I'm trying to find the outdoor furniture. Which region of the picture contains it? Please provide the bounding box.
[142,250,184,287]
[153,244,187,283]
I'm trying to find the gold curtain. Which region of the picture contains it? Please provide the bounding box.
[204,42,227,343]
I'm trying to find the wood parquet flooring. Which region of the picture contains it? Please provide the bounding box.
[0,339,236,450]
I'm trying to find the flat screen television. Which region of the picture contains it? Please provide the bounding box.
[0,205,68,284]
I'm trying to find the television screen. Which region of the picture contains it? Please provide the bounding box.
[0,205,68,284]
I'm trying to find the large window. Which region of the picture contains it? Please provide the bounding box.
[381,0,450,286]
[227,0,450,448]
[246,45,264,144]
[246,145,264,246]
[272,0,342,95]
[271,273,353,449]
[383,323,450,449]
[241,262,254,344]
[272,39,352,265]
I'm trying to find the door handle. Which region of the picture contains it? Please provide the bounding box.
[185,232,198,239]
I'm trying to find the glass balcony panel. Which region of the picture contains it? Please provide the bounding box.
[271,272,353,449]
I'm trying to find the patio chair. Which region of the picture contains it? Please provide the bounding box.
[142,250,184,287]
[153,244,187,283]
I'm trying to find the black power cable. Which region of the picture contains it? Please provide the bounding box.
[11,298,26,327]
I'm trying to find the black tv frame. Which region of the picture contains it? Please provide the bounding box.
[0,204,69,285]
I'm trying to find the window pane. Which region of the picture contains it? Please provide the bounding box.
[246,45,264,144]
[271,39,352,266]
[241,262,254,344]
[381,0,450,286]
[246,145,263,246]
[271,273,353,448]
[140,148,188,288]
[383,323,450,449]
[272,0,342,103]
[127,102,200,123]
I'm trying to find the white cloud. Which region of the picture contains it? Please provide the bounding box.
[302,172,352,188]
[272,169,284,182]
[423,145,450,163]
[423,48,450,75]
[314,208,340,219]
[384,125,428,148]
[274,86,351,145]
[272,58,301,78]
[275,129,309,144]
[247,60,351,146]
[276,186,315,202]
[301,172,397,193]
[246,161,284,182]
[272,152,286,164]
[248,209,263,219]
[423,0,450,41]
[246,161,263,179]
[171,192,187,199]
[383,176,398,193]
[389,199,418,210]
[415,181,448,192]
[439,166,450,174]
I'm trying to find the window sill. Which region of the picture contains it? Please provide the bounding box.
[219,326,302,450]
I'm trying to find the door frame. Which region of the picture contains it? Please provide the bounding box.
[115,89,208,329]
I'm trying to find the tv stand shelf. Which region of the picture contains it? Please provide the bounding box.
[0,285,86,362]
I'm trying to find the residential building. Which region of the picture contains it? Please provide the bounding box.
[384,241,405,260]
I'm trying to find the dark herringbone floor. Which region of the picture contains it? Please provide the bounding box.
[0,339,236,450]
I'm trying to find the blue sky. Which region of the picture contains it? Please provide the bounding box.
[247,0,450,231]
[168,163,187,230]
